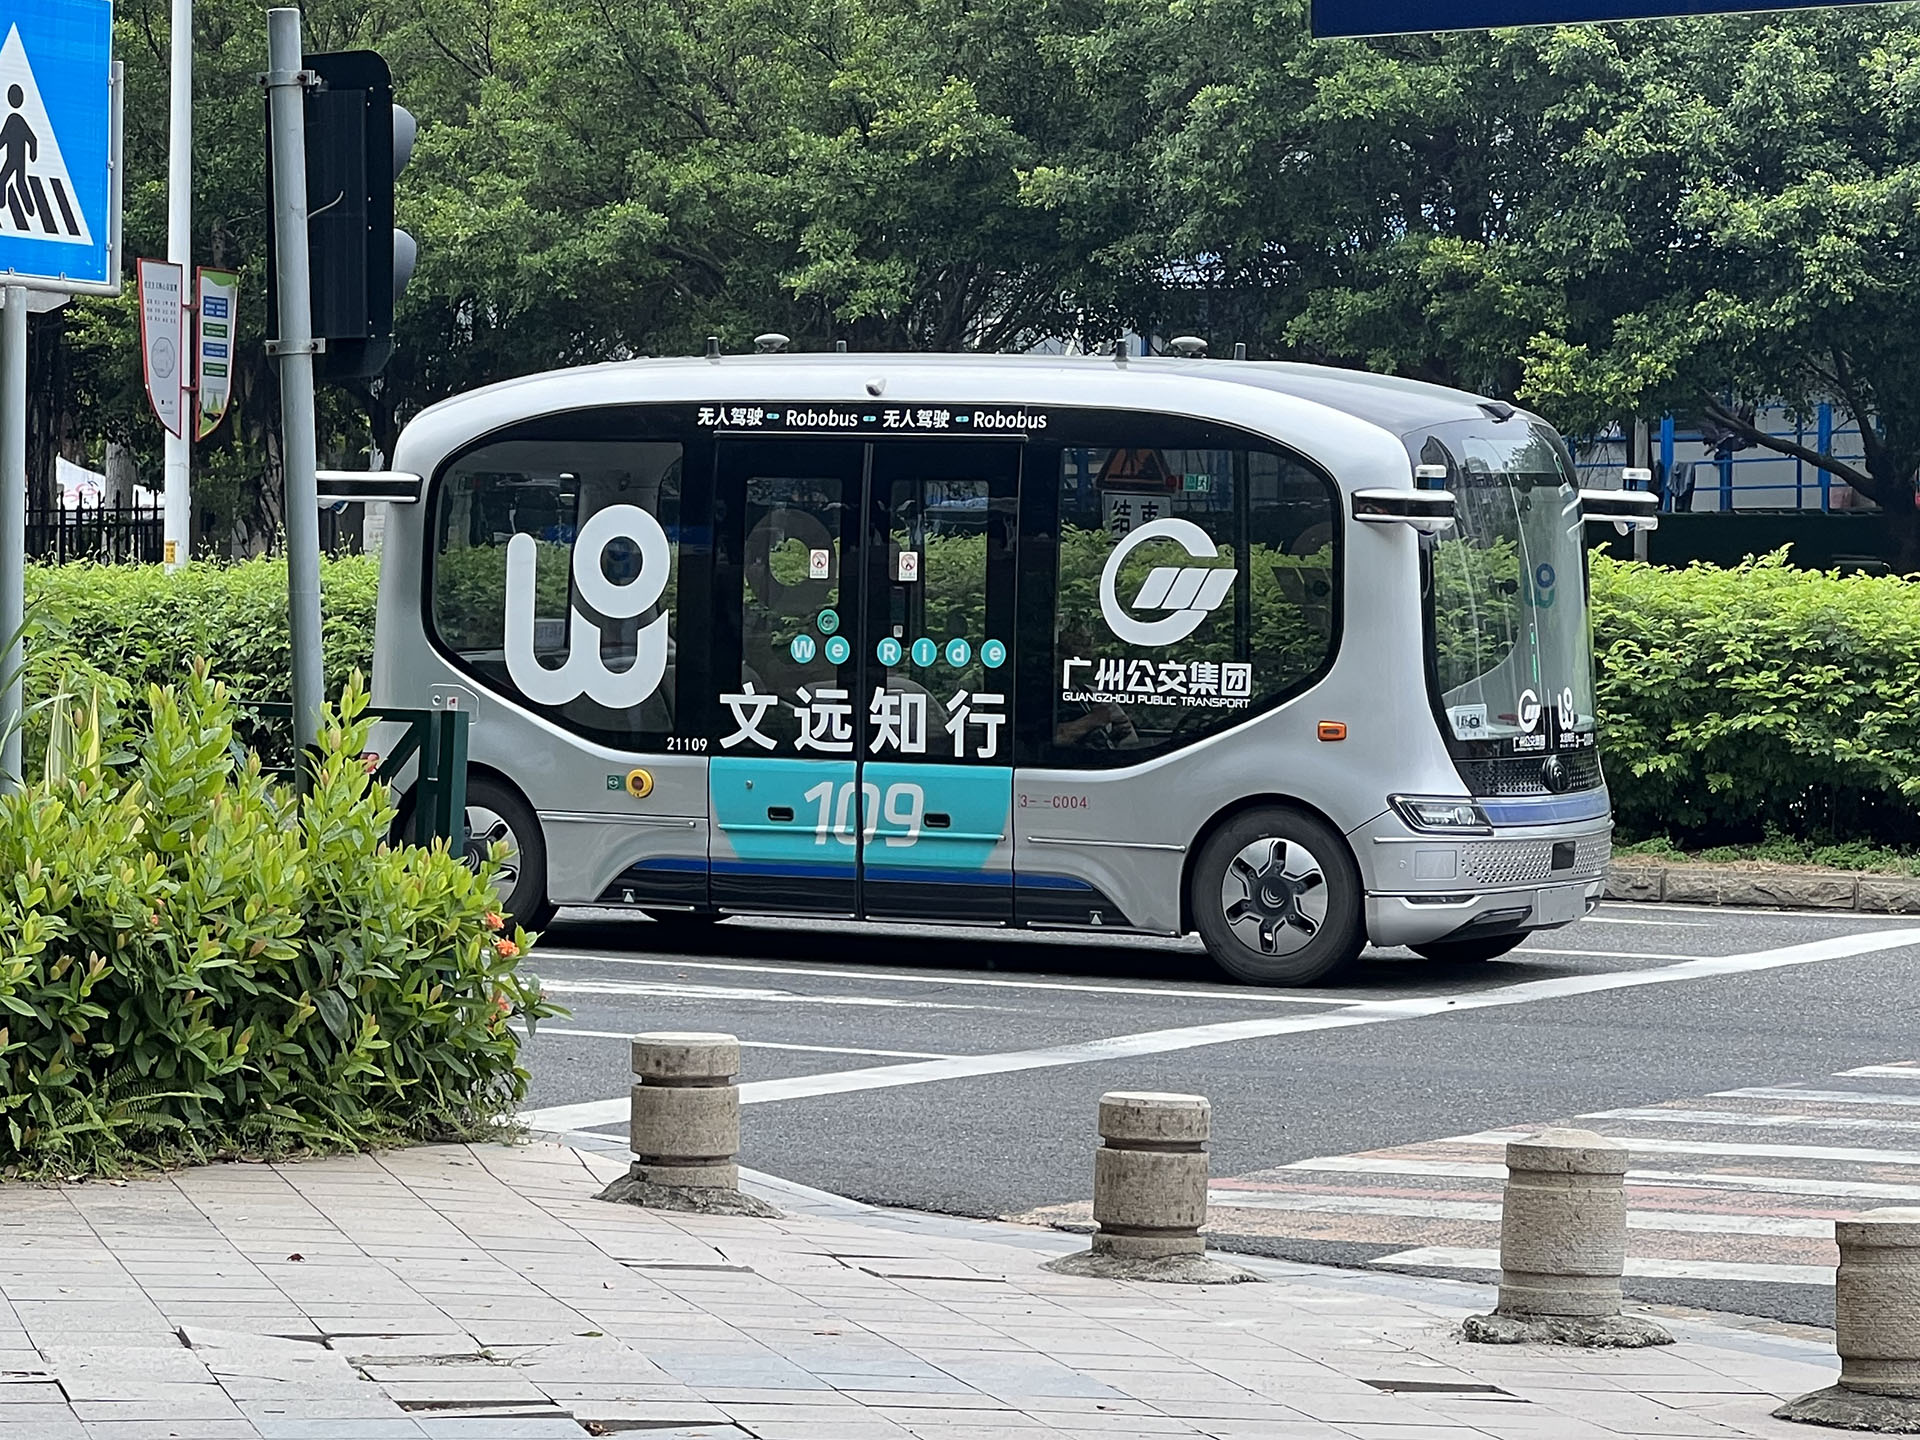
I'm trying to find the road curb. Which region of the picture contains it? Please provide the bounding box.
[1607,863,1920,913]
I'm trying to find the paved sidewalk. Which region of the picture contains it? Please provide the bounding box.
[0,1139,1846,1439]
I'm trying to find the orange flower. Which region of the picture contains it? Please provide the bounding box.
[484,912,505,931]
[495,938,520,959]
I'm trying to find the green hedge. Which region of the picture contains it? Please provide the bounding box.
[1591,550,1920,846]
[0,671,552,1172]
[21,548,1920,849]
[21,556,379,769]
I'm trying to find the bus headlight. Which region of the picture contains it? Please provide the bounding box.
[1391,796,1494,833]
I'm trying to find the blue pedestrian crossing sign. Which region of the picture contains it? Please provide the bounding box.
[0,0,119,293]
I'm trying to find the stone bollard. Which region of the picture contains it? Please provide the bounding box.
[1043,1092,1254,1284]
[1462,1128,1670,1346]
[1776,1208,1920,1431]
[596,1032,778,1217]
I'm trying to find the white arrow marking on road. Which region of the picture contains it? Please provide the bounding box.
[1371,1246,1834,1287]
[518,926,1920,1132]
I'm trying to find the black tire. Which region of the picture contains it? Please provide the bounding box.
[1191,807,1365,986]
[1411,933,1528,964]
[461,776,555,930]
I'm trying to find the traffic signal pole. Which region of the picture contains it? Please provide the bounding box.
[162,0,192,569]
[0,287,26,789]
[264,7,326,761]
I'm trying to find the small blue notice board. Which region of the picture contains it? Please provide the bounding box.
[0,0,115,290]
[1313,0,1888,38]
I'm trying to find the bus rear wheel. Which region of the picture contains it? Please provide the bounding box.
[1411,933,1528,964]
[1192,807,1364,987]
[461,777,555,931]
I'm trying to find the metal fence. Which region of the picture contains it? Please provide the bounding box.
[26,502,165,564]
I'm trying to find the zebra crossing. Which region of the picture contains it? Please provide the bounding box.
[1015,1059,1920,1312]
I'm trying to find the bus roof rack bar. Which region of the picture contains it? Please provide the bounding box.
[314,471,423,505]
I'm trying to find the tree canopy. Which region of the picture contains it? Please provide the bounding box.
[31,0,1920,558]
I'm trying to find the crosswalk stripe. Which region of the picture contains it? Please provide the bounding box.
[1582,1107,1920,1133]
[1454,1130,1920,1166]
[1715,1087,1920,1107]
[1839,1065,1920,1079]
[1281,1156,1920,1202]
[1206,1190,1833,1236]
[1372,1246,1833,1286]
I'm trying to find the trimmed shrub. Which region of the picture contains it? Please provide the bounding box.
[0,667,552,1173]
[1591,550,1920,846]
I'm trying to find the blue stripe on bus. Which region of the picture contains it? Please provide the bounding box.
[626,855,1096,892]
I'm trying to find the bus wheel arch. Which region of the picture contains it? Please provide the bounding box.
[1183,797,1366,987]
[395,766,555,930]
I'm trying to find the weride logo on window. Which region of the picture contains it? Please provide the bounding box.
[1100,518,1235,646]
[504,507,673,708]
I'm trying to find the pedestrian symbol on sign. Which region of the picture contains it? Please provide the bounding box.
[0,29,92,244]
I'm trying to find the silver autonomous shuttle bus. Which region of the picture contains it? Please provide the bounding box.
[365,350,1654,986]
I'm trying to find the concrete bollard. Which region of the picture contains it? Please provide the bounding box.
[1462,1128,1670,1346]
[1776,1207,1920,1430]
[628,1032,741,1188]
[596,1032,777,1217]
[1043,1091,1253,1284]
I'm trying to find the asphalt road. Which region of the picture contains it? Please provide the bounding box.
[516,902,1920,1329]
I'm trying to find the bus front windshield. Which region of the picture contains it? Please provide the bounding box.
[1415,419,1596,755]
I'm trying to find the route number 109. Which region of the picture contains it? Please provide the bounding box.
[803,780,925,847]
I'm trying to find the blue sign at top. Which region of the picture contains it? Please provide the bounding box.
[0,0,115,290]
[1312,0,1886,37]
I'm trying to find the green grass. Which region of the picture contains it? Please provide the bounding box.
[1614,835,1920,876]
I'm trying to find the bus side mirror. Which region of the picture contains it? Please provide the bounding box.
[315,470,423,505]
[1353,488,1455,535]
[1581,467,1658,533]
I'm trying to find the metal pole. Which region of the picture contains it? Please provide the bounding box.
[1630,418,1651,562]
[266,8,326,761]
[163,0,192,569]
[0,287,26,789]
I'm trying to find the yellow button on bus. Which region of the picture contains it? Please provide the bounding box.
[625,768,654,799]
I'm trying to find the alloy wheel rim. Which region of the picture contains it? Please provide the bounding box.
[1220,837,1329,957]
[462,805,521,904]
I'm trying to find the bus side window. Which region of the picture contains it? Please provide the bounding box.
[428,434,684,749]
[1048,440,1338,763]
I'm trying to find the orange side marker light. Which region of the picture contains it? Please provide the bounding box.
[1317,721,1347,742]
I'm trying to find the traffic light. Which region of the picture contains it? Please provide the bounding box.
[266,49,416,381]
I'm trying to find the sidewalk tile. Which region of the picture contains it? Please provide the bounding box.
[78,1422,262,1439]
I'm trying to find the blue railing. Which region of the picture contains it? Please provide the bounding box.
[1573,404,1868,513]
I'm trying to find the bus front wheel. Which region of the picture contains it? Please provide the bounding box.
[1192,807,1365,987]
[461,777,556,931]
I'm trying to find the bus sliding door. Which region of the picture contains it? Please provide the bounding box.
[858,442,1020,921]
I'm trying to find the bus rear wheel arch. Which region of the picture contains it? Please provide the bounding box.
[1188,804,1366,987]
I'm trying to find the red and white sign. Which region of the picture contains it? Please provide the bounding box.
[137,258,186,437]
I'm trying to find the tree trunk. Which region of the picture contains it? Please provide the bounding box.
[103,441,139,506]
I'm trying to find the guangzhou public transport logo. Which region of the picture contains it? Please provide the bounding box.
[1100,518,1235,646]
[504,507,672,708]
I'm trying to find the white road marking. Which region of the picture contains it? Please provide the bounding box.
[1583,1107,1920,1133]
[518,927,1920,1132]
[1603,901,1920,923]
[517,1027,956,1060]
[531,949,1340,1005]
[1456,1130,1920,1167]
[1714,1087,1920,1107]
[1284,1156,1920,1203]
[1206,1190,1833,1236]
[1577,915,1711,927]
[1372,1247,1833,1287]
[1839,1065,1920,1079]
[535,978,988,1011]
[1516,948,1708,961]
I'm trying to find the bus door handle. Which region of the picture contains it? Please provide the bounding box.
[767,806,795,822]
[925,812,951,829]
